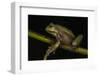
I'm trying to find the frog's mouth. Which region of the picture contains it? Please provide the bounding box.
[45,26,57,36]
[47,31,57,37]
[46,30,55,34]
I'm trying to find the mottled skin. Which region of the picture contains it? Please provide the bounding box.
[44,23,83,60]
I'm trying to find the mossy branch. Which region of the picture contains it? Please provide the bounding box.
[28,31,87,55]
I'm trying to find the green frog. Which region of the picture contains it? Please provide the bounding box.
[44,23,83,60]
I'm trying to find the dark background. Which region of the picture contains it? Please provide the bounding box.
[28,15,88,61]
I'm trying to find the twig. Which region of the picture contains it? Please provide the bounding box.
[28,31,88,55]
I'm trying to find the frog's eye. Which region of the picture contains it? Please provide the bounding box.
[49,25,53,28]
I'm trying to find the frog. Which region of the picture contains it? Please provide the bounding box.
[44,23,83,60]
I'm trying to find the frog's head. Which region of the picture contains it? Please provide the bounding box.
[45,23,58,36]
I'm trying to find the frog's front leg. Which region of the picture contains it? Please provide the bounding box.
[43,41,60,60]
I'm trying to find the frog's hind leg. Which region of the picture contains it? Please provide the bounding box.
[44,41,60,60]
[72,34,83,47]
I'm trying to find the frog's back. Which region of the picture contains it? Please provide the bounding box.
[55,24,75,38]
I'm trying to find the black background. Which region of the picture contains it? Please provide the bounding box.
[28,15,88,61]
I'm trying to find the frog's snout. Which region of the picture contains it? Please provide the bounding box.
[45,26,49,32]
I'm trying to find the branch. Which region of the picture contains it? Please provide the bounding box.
[28,31,87,55]
[28,31,55,44]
